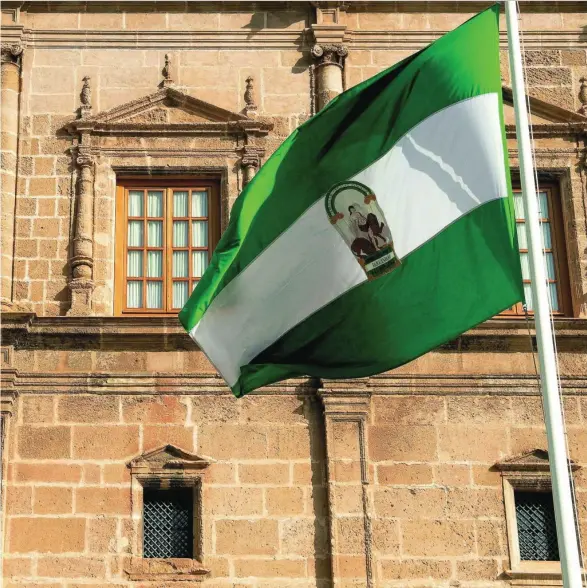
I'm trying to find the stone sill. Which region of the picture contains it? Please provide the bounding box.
[125,557,210,582]
[504,567,565,586]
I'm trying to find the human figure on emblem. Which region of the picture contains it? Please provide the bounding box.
[349,204,388,250]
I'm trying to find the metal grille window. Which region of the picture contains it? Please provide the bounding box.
[515,490,559,561]
[143,488,194,558]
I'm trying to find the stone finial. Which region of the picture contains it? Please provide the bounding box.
[311,43,348,68]
[243,76,258,116]
[79,76,92,119]
[162,53,174,87]
[579,77,587,115]
[1,44,23,66]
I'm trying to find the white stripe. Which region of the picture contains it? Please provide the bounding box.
[191,93,507,387]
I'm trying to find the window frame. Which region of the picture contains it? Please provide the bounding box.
[501,183,571,318]
[115,177,221,316]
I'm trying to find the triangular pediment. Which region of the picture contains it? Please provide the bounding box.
[128,444,212,471]
[502,85,587,126]
[495,449,579,472]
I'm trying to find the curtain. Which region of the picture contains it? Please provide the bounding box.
[128,221,144,247]
[174,191,189,217]
[128,190,144,217]
[192,221,208,247]
[513,193,524,219]
[173,251,188,278]
[192,251,208,278]
[173,282,188,309]
[127,281,142,308]
[148,190,163,217]
[516,223,527,249]
[147,282,163,309]
[549,283,559,311]
[127,251,143,277]
[192,191,208,217]
[147,251,162,277]
[173,221,189,247]
[148,221,163,247]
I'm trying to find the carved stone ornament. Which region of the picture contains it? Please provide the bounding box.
[311,43,348,68]
[79,76,92,119]
[244,75,258,115]
[0,44,23,66]
[161,53,174,87]
[579,77,587,115]
[241,147,262,186]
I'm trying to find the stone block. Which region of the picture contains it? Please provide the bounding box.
[218,12,260,29]
[33,67,76,94]
[333,484,363,515]
[143,425,194,452]
[434,464,471,486]
[72,425,139,459]
[2,557,32,578]
[28,11,79,29]
[529,87,574,110]
[239,462,290,484]
[444,488,503,519]
[15,463,82,484]
[29,177,57,197]
[9,518,86,553]
[331,460,362,483]
[456,558,499,580]
[263,94,308,115]
[268,426,310,459]
[472,465,501,487]
[371,518,400,554]
[103,463,131,484]
[16,197,37,216]
[374,487,446,519]
[82,464,101,484]
[240,396,306,424]
[263,67,308,95]
[292,462,312,485]
[377,464,433,486]
[88,517,117,553]
[76,487,130,515]
[36,556,106,578]
[438,425,508,462]
[526,67,572,86]
[282,519,329,558]
[509,426,547,455]
[79,12,123,29]
[201,424,267,459]
[561,50,587,66]
[446,396,510,424]
[101,67,160,90]
[215,520,279,555]
[34,486,73,515]
[34,49,82,67]
[357,12,402,30]
[14,238,39,258]
[336,554,367,578]
[266,486,305,515]
[94,351,147,373]
[21,395,54,423]
[6,485,32,515]
[524,50,561,66]
[336,517,366,554]
[207,462,236,484]
[401,520,475,556]
[18,425,71,459]
[34,157,55,175]
[380,558,452,580]
[233,558,305,577]
[369,425,437,461]
[125,12,166,29]
[169,13,220,31]
[32,218,60,239]
[204,486,263,516]
[373,395,445,424]
[122,395,186,424]
[476,519,506,556]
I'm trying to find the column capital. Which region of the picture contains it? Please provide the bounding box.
[1,44,23,66]
[311,43,348,68]
[76,153,95,168]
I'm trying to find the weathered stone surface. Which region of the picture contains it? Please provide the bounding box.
[10,518,86,553]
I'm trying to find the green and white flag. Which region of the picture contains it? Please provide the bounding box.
[180,5,523,398]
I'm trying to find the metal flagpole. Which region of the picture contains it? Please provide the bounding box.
[505,2,583,586]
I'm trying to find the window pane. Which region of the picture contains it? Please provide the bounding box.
[520,252,530,281]
[147,190,164,217]
[147,251,162,277]
[192,221,208,247]
[148,221,163,247]
[173,251,189,278]
[516,223,527,250]
[128,190,144,217]
[192,251,208,278]
[173,191,189,217]
[549,282,559,312]
[192,191,208,217]
[173,281,188,309]
[523,282,533,311]
[146,281,163,309]
[173,221,189,247]
[515,491,559,561]
[128,220,144,247]
[544,252,556,281]
[127,250,143,277]
[541,222,552,249]
[127,281,143,308]
[538,192,549,219]
[513,192,525,220]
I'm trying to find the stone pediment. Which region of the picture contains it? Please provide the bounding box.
[128,444,212,473]
[495,449,579,473]
[67,86,272,135]
[502,85,587,133]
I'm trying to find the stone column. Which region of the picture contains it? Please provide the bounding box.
[319,388,374,588]
[67,152,95,316]
[0,44,23,310]
[311,43,348,111]
[241,147,261,187]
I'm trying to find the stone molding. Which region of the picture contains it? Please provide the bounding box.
[495,448,580,474]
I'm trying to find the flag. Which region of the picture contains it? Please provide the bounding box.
[179,4,523,398]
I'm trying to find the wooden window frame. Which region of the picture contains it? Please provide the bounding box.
[500,183,571,318]
[115,177,220,316]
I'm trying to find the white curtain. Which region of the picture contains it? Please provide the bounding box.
[541,223,552,249]
[516,223,527,249]
[173,221,189,247]
[127,281,142,308]
[523,283,533,311]
[127,251,143,277]
[147,251,162,277]
[549,283,559,311]
[174,191,189,217]
[148,221,163,247]
[148,191,163,217]
[538,192,548,218]
[192,251,208,278]
[513,193,524,219]
[128,190,143,217]
[192,191,208,217]
[147,282,163,309]
[519,253,529,281]
[192,221,208,247]
[173,282,188,309]
[128,221,143,247]
[173,251,188,278]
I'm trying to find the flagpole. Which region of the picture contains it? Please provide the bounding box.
[505,2,583,586]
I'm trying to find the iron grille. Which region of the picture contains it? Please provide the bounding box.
[515,490,559,561]
[143,488,193,558]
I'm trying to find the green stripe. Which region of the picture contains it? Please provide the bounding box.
[179,4,502,332]
[233,197,522,397]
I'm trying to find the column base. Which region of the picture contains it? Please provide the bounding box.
[67,278,95,316]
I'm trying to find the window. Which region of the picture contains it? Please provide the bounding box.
[143,487,194,559]
[515,490,559,562]
[503,185,570,316]
[115,179,220,315]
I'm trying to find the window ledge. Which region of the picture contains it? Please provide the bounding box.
[125,558,210,582]
[504,568,563,586]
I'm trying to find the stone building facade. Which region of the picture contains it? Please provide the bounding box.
[1,1,587,587]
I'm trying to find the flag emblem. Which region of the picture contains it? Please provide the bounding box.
[325,180,400,280]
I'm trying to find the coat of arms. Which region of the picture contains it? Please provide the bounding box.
[325,180,400,280]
